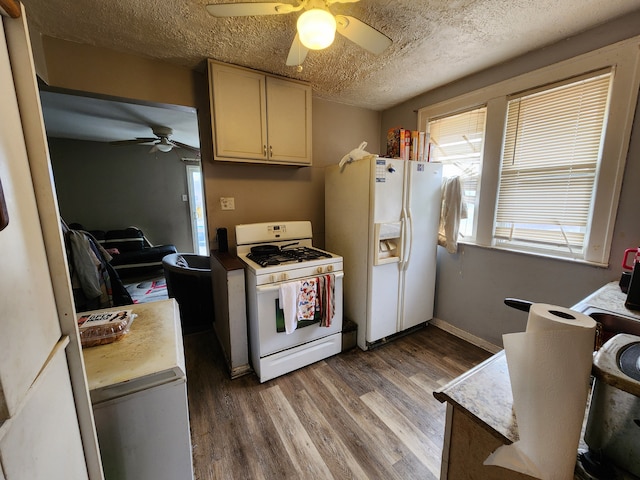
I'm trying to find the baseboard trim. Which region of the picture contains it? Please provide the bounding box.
[430,318,502,354]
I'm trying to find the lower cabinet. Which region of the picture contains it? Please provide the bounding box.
[440,404,538,480]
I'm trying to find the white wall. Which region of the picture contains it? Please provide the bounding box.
[381,11,640,347]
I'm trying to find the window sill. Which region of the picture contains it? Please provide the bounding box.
[452,239,609,268]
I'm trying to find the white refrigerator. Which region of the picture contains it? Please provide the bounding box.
[325,157,442,350]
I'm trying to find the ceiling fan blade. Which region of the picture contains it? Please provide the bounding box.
[286,33,309,66]
[335,15,392,55]
[170,140,201,153]
[206,2,296,17]
[109,138,157,146]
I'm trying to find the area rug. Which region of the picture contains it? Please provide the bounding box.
[125,276,169,304]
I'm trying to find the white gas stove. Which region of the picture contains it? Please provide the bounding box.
[236,221,343,382]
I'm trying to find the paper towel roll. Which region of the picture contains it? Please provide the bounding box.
[484,304,596,480]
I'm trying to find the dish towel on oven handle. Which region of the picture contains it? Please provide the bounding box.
[279,280,302,334]
[279,275,335,333]
[317,274,335,327]
[298,278,318,321]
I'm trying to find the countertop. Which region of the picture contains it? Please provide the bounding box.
[434,281,640,442]
[434,281,640,477]
[211,249,245,271]
[434,350,516,442]
[572,280,640,318]
[81,298,185,404]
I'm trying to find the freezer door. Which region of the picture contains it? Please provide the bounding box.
[368,261,401,342]
[401,162,442,330]
[372,157,405,223]
[368,158,405,343]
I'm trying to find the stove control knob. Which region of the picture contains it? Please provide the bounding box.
[316,267,324,274]
[269,274,276,283]
[327,265,334,272]
[281,273,289,281]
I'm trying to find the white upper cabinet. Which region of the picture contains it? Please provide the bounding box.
[208,60,312,166]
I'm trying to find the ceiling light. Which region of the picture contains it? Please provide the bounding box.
[296,9,336,50]
[156,140,173,153]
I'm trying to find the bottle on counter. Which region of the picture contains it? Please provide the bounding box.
[624,260,640,311]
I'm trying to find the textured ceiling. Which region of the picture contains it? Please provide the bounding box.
[20,0,640,143]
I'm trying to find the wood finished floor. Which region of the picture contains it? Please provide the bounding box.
[184,325,492,480]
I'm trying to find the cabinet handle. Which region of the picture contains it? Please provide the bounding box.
[269,145,273,157]
[263,145,267,157]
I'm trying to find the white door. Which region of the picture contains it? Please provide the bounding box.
[0,12,97,480]
[186,165,208,255]
[401,162,442,330]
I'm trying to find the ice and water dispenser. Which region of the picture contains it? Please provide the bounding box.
[374,221,402,265]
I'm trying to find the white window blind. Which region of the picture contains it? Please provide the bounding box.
[428,106,486,239]
[494,71,612,257]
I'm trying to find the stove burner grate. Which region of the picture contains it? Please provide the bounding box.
[247,246,332,267]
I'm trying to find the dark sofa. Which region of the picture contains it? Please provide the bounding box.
[70,224,177,279]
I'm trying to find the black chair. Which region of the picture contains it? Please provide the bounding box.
[162,253,214,335]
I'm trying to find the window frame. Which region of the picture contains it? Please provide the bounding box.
[428,106,488,240]
[418,37,640,266]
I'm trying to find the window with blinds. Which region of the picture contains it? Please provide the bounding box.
[428,106,487,239]
[494,70,612,257]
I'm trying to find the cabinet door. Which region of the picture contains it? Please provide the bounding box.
[209,62,268,162]
[266,77,312,165]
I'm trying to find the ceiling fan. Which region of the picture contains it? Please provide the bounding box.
[206,0,392,67]
[110,126,200,154]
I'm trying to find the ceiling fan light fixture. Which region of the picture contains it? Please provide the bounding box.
[155,139,173,153]
[297,8,336,50]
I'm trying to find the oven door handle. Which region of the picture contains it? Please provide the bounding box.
[256,271,344,293]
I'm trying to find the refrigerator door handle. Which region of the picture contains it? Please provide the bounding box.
[404,206,413,271]
[402,163,414,272]
[399,209,408,269]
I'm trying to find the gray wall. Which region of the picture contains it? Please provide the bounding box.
[381,12,640,347]
[49,138,195,253]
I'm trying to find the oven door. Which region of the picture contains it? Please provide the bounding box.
[253,272,343,358]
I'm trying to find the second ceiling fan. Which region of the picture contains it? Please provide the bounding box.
[110,126,200,155]
[206,0,392,67]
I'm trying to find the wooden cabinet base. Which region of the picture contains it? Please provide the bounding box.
[442,405,538,480]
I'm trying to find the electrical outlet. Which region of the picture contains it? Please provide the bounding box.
[220,197,235,210]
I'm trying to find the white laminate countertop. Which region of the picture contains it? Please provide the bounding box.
[434,281,640,443]
[80,299,186,404]
[574,281,640,319]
